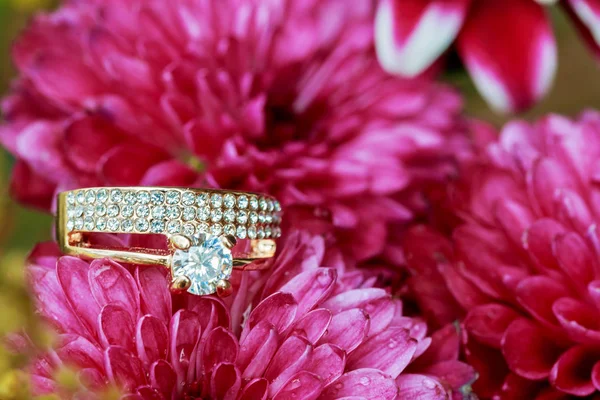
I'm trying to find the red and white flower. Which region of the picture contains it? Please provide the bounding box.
[375,0,600,113]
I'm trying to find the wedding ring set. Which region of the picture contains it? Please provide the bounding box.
[56,187,282,297]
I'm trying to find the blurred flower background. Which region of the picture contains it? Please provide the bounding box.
[0,0,598,399]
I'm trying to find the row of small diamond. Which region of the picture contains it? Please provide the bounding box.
[65,217,281,239]
[66,188,281,212]
[64,188,282,239]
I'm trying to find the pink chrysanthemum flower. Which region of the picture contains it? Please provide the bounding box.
[375,0,600,113]
[19,233,475,399]
[403,111,600,398]
[0,0,469,261]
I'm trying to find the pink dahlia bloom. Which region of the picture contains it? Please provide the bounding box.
[0,0,469,261]
[22,232,475,399]
[375,0,600,113]
[403,111,600,398]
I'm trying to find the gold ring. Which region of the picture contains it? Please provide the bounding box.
[56,187,282,296]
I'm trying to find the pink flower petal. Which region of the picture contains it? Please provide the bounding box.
[202,327,239,374]
[320,368,399,399]
[321,288,388,313]
[210,363,241,400]
[88,258,140,321]
[99,145,167,186]
[552,297,600,343]
[136,267,172,326]
[150,360,176,399]
[63,116,121,173]
[248,292,297,334]
[501,318,564,380]
[187,296,230,336]
[395,374,447,400]
[464,303,520,348]
[515,276,570,328]
[104,346,147,392]
[26,53,103,107]
[457,0,556,112]
[289,309,332,344]
[265,335,313,396]
[238,378,268,400]
[375,0,470,76]
[279,268,337,317]
[347,327,418,378]
[56,256,101,339]
[272,371,323,400]
[318,309,369,353]
[419,360,477,394]
[99,304,135,350]
[238,321,279,378]
[8,160,56,210]
[169,310,200,380]
[549,345,600,396]
[554,233,595,289]
[139,159,199,187]
[56,334,104,372]
[136,315,169,368]
[28,264,85,334]
[305,344,345,386]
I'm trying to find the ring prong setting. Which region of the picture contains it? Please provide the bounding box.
[169,234,192,250]
[220,235,237,249]
[170,275,192,293]
[216,280,233,298]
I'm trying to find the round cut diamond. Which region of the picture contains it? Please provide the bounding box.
[107,205,120,218]
[110,189,123,203]
[237,195,249,209]
[151,191,165,204]
[135,219,149,232]
[171,234,233,296]
[85,190,96,204]
[166,206,181,219]
[96,189,109,203]
[95,204,107,216]
[210,193,223,208]
[137,191,151,204]
[249,196,259,210]
[182,207,196,221]
[124,192,137,204]
[166,191,181,205]
[182,192,196,206]
[152,206,167,219]
[167,220,181,234]
[136,205,150,218]
[223,194,236,208]
[196,193,208,206]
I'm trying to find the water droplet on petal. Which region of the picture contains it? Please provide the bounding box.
[423,378,437,389]
[360,377,370,386]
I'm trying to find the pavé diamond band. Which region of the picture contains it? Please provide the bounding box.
[56,187,282,296]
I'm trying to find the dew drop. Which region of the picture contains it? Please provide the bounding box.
[423,378,437,389]
[388,338,397,348]
[359,377,370,386]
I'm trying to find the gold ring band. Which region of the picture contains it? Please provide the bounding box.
[56,187,282,296]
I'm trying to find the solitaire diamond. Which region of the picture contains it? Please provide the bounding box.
[171,234,233,295]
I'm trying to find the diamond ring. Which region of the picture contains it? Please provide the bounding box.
[56,187,282,296]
